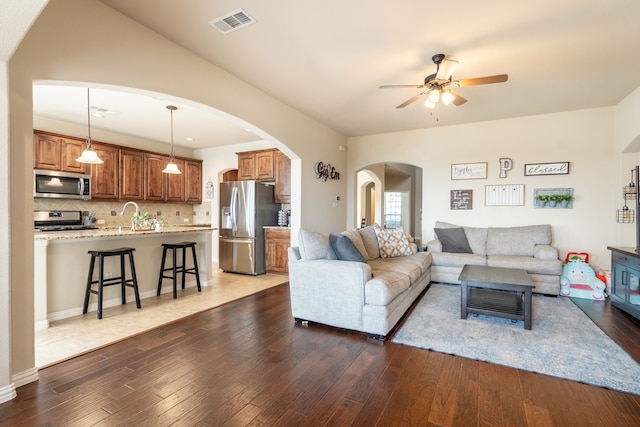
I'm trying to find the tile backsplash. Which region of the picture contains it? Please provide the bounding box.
[34,199,212,228]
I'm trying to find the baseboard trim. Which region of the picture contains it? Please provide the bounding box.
[12,367,39,388]
[0,383,16,404]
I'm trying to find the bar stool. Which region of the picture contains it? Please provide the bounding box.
[83,247,141,319]
[157,242,202,299]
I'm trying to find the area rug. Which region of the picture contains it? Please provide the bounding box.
[391,283,640,395]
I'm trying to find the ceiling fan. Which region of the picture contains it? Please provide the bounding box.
[380,53,508,109]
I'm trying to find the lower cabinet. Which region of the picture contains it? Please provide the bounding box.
[608,246,640,321]
[265,227,290,274]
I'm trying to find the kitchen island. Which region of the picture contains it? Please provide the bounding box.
[34,226,216,329]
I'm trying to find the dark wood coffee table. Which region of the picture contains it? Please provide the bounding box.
[458,265,535,330]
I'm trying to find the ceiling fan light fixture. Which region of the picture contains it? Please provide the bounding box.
[424,99,436,109]
[428,89,440,104]
[441,91,455,106]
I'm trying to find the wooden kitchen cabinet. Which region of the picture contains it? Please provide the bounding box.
[34,132,90,174]
[265,227,290,274]
[185,160,203,203]
[237,149,275,181]
[274,151,291,203]
[90,143,119,199]
[33,130,202,204]
[120,149,145,200]
[237,152,256,180]
[255,150,275,180]
[144,153,166,201]
[166,159,186,202]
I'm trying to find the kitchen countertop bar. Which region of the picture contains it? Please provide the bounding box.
[34,225,216,241]
[34,226,217,329]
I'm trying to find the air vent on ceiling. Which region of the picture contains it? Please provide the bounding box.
[209,8,256,34]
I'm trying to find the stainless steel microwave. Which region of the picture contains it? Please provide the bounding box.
[34,169,91,200]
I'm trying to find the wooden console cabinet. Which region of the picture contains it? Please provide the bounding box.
[608,246,640,321]
[265,227,290,274]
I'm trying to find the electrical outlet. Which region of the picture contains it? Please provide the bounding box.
[105,271,112,279]
[97,219,105,224]
[183,218,189,223]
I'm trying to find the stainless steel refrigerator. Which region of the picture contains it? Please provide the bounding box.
[219,180,280,275]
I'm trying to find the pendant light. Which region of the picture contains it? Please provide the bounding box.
[162,105,181,174]
[76,88,104,164]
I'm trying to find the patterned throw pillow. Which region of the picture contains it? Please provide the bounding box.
[375,227,413,258]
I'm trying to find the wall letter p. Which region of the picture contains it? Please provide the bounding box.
[499,158,513,178]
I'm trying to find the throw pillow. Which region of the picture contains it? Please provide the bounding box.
[434,227,473,254]
[298,229,337,260]
[329,233,367,262]
[375,227,414,258]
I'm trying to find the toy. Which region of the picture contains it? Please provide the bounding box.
[560,260,606,300]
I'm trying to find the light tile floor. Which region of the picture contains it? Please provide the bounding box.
[35,269,288,368]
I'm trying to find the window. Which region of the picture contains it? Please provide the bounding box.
[384,191,405,229]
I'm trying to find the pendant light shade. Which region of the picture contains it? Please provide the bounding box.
[162,105,182,174]
[76,88,104,164]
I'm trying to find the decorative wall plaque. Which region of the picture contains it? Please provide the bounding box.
[451,190,473,210]
[451,162,487,180]
[524,162,569,176]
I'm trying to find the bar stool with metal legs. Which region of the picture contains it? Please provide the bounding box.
[83,247,141,319]
[157,242,202,299]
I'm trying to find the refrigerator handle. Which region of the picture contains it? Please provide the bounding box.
[231,186,238,236]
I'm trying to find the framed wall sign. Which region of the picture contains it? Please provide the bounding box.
[451,162,487,180]
[524,162,569,176]
[451,190,473,210]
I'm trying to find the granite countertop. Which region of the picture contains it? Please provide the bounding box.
[34,225,217,241]
[263,226,291,230]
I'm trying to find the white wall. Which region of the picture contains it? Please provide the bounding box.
[348,108,617,270]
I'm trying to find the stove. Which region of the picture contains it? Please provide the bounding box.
[34,210,97,232]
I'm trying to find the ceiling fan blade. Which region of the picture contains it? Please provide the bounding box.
[435,59,458,81]
[450,91,467,106]
[396,93,426,108]
[379,84,424,89]
[457,74,508,87]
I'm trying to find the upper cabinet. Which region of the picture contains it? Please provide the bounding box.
[90,143,120,200]
[34,131,90,174]
[274,151,291,204]
[120,149,145,200]
[185,160,203,203]
[34,130,202,204]
[237,148,290,203]
[237,149,275,181]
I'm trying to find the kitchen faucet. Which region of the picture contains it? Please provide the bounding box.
[121,201,140,217]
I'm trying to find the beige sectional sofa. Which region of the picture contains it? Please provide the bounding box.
[427,221,563,295]
[288,225,432,338]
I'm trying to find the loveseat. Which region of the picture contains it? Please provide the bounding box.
[426,221,562,295]
[288,225,432,338]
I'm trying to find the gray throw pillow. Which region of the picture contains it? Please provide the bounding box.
[434,227,473,254]
[329,233,367,262]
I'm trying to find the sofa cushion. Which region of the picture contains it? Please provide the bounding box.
[370,258,423,283]
[358,224,380,260]
[375,227,413,258]
[340,229,369,260]
[435,221,488,255]
[486,225,551,257]
[330,233,367,262]
[298,229,336,260]
[488,255,563,275]
[365,271,410,306]
[434,227,473,253]
[430,251,487,268]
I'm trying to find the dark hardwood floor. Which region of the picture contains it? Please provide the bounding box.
[2,283,640,426]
